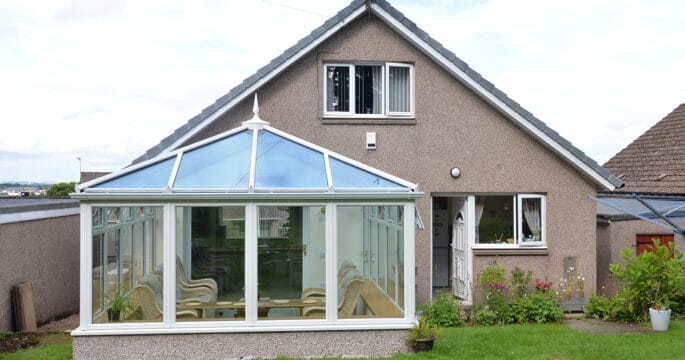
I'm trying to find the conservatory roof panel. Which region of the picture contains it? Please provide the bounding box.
[77,100,419,198]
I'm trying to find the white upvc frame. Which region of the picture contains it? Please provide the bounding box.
[471,194,547,249]
[74,200,416,336]
[517,194,546,247]
[322,62,415,118]
[385,62,414,116]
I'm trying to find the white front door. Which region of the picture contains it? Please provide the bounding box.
[452,211,468,300]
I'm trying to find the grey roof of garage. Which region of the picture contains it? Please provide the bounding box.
[131,0,623,190]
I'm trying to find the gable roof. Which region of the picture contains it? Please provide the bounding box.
[132,0,622,191]
[603,103,685,194]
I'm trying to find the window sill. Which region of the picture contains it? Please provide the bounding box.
[322,117,416,125]
[472,248,549,256]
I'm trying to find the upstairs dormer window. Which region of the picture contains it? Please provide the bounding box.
[324,62,414,118]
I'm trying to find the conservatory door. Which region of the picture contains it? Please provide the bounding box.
[452,211,468,300]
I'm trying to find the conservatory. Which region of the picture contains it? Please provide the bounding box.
[71,100,421,338]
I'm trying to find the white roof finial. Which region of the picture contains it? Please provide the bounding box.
[253,93,259,116]
[242,93,270,129]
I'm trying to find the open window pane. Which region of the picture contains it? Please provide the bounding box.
[520,196,543,245]
[258,206,326,320]
[475,196,514,244]
[91,206,163,323]
[355,65,382,114]
[175,206,246,321]
[388,66,410,113]
[326,65,350,112]
[337,205,404,319]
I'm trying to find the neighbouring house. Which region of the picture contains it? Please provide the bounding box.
[71,0,622,358]
[0,198,80,331]
[596,103,685,295]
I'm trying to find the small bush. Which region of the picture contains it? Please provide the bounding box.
[475,308,498,326]
[421,291,464,327]
[508,293,563,324]
[609,240,685,321]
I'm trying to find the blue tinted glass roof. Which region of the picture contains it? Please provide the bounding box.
[254,131,327,188]
[174,130,252,188]
[329,157,403,188]
[82,120,416,195]
[93,157,176,189]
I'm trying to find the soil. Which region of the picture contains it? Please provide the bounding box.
[0,313,79,354]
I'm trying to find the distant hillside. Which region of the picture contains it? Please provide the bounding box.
[0,181,52,189]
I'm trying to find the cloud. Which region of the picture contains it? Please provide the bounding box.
[1,0,684,182]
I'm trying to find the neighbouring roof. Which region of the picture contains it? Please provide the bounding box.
[80,172,110,184]
[0,198,79,224]
[131,0,622,191]
[603,103,685,194]
[75,100,421,200]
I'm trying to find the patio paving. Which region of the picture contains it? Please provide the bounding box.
[564,315,651,334]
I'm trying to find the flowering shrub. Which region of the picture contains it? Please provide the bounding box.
[557,266,586,301]
[535,278,552,294]
[472,262,561,325]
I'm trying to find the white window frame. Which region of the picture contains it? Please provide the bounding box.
[472,194,547,249]
[323,62,414,118]
[77,201,416,335]
[517,194,546,247]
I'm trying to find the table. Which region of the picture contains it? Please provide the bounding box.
[177,298,324,318]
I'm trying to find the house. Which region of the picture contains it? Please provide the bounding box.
[71,1,622,358]
[596,103,685,295]
[0,198,80,331]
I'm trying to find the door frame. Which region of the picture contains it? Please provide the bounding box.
[430,194,474,304]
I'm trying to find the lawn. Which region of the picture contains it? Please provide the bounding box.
[390,320,685,360]
[2,320,685,359]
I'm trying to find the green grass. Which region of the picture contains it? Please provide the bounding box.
[4,321,685,359]
[388,320,685,360]
[0,332,71,360]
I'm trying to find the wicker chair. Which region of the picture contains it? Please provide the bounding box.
[302,260,356,299]
[127,284,199,321]
[303,268,363,318]
[176,257,219,295]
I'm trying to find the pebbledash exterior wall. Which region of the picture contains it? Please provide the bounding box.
[73,330,407,359]
[183,14,600,303]
[0,202,80,331]
[597,219,685,296]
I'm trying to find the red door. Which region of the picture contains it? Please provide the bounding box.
[636,234,674,255]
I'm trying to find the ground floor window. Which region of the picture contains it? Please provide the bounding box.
[476,194,545,246]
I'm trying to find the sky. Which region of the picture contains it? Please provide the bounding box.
[1,0,684,183]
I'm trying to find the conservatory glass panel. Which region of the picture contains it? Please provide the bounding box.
[174,130,252,188]
[254,131,327,188]
[91,206,163,324]
[329,157,403,188]
[94,157,175,188]
[337,205,404,319]
[175,206,246,321]
[258,206,326,320]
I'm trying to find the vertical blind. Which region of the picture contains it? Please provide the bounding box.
[388,66,410,113]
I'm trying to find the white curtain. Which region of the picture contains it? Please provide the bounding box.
[522,198,541,241]
[388,66,410,112]
[475,198,485,243]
